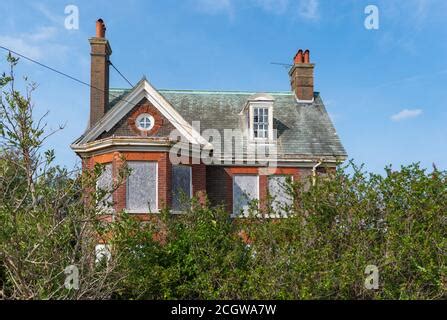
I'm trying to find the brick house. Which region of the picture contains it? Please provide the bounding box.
[71,20,347,218]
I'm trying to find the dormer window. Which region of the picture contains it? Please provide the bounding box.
[242,93,275,142]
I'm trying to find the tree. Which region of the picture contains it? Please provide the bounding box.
[0,54,123,299]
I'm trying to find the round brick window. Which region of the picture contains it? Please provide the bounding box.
[135,113,155,131]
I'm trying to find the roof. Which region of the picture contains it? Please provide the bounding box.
[106,88,347,160]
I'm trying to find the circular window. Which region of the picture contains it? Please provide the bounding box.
[135,114,155,131]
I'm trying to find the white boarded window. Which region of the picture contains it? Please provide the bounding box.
[233,175,259,216]
[126,161,157,213]
[268,175,293,217]
[172,165,192,212]
[96,163,113,214]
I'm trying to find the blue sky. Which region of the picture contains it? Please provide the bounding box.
[0,0,446,173]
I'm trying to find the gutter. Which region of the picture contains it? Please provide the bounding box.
[312,158,323,186]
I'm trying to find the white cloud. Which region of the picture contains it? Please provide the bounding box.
[32,3,65,26]
[298,0,319,20]
[0,27,68,61]
[391,109,423,122]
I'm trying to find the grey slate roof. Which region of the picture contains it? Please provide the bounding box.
[107,88,347,160]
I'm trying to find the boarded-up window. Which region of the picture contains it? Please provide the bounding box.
[233,175,259,216]
[96,163,113,213]
[126,161,157,212]
[172,165,192,212]
[268,175,293,217]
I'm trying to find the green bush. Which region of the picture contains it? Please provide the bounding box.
[109,163,446,300]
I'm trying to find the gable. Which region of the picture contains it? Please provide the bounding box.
[98,97,176,140]
[75,79,210,148]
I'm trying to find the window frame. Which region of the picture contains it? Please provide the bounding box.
[135,113,155,131]
[125,161,158,214]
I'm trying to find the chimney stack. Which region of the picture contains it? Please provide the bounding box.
[89,19,112,128]
[289,49,314,102]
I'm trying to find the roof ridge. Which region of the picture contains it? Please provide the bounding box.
[110,88,294,95]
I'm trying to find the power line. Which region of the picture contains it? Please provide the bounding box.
[0,45,93,89]
[270,62,292,70]
[0,44,192,132]
[110,61,133,87]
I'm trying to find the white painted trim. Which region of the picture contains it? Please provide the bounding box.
[294,92,315,104]
[71,137,174,153]
[77,79,210,148]
[135,113,155,131]
[247,101,274,142]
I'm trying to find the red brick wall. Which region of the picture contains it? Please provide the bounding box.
[112,152,126,212]
[91,151,172,212]
[206,166,231,211]
[85,152,326,215]
[88,152,211,212]
[98,98,176,140]
[158,152,172,210]
[192,163,207,205]
[206,166,301,214]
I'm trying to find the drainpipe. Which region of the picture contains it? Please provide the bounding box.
[312,159,323,186]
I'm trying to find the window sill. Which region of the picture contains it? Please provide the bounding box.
[248,139,276,145]
[125,210,159,215]
[231,213,290,219]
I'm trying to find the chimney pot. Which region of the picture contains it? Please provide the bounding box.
[96,19,106,38]
[304,50,310,63]
[294,49,304,64]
